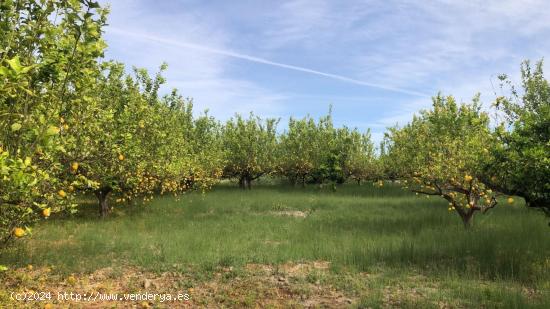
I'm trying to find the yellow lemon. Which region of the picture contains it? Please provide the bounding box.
[118,154,124,161]
[67,275,76,286]
[27,264,33,270]
[507,197,514,204]
[58,190,66,198]
[13,227,25,238]
[71,162,79,171]
[42,208,51,218]
[464,175,473,182]
[46,126,60,136]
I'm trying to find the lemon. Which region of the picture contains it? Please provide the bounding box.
[464,175,473,182]
[42,208,51,218]
[13,227,25,238]
[118,154,124,161]
[67,275,76,286]
[71,162,79,171]
[46,126,60,136]
[58,190,66,198]
[507,197,514,204]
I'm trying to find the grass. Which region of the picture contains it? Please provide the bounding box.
[2,183,549,307]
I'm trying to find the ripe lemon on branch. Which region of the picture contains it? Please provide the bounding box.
[42,208,51,218]
[13,228,26,238]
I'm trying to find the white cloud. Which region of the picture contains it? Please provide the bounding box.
[98,0,550,138]
[100,0,289,119]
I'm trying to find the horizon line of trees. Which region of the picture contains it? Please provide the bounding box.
[1,0,548,247]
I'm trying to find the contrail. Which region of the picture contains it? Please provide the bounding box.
[109,28,430,97]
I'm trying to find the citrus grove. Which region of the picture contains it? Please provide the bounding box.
[1,0,549,253]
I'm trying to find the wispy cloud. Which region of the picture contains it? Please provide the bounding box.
[109,28,430,97]
[100,0,550,145]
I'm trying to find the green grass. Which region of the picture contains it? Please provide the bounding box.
[2,183,549,307]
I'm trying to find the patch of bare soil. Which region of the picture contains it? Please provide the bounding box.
[270,210,310,218]
[0,261,354,308]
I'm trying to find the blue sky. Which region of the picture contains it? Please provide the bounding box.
[99,0,550,144]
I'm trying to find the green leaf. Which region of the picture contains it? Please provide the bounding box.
[11,122,22,131]
[45,126,60,136]
[6,56,23,74]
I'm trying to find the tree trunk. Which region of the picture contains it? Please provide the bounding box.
[238,176,245,189]
[357,179,361,186]
[95,187,112,218]
[301,175,306,188]
[459,211,475,229]
[246,177,252,190]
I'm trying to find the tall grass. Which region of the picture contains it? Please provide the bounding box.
[2,183,548,286]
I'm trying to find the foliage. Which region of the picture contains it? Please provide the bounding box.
[486,60,550,216]
[346,130,379,185]
[222,114,278,189]
[0,0,106,244]
[385,95,498,227]
[277,112,376,186]
[277,114,327,186]
[0,0,224,242]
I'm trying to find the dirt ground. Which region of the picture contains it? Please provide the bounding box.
[0,262,356,308]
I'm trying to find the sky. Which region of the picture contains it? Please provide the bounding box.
[98,0,550,144]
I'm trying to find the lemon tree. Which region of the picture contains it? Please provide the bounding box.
[385,95,498,227]
[277,112,376,186]
[222,114,278,189]
[485,60,550,216]
[0,0,106,244]
[346,130,379,185]
[64,63,223,216]
[277,115,326,186]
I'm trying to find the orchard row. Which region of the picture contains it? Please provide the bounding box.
[1,0,548,246]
